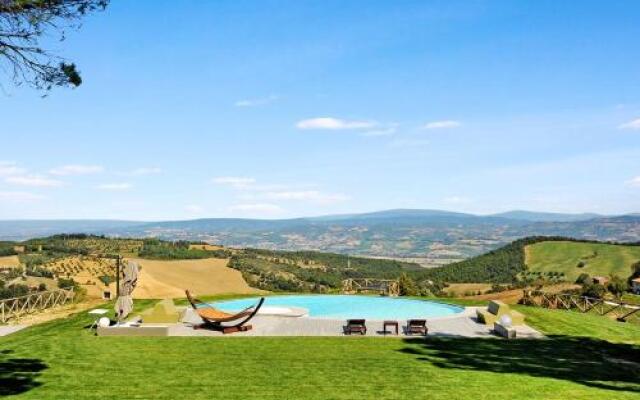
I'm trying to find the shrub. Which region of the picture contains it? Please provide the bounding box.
[98,275,115,286]
[582,283,606,299]
[607,276,628,298]
[398,273,418,296]
[0,284,29,300]
[57,277,78,289]
[576,273,591,285]
[628,261,640,286]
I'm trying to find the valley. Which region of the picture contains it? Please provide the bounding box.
[2,210,640,263]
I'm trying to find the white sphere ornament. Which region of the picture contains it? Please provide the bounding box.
[98,317,111,328]
[499,315,513,328]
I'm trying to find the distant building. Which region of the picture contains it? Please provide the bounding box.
[632,278,640,295]
[592,276,609,285]
[13,245,25,254]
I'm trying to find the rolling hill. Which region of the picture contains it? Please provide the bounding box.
[130,258,259,299]
[491,210,602,222]
[525,241,640,282]
[0,235,426,298]
[1,210,640,261]
[423,237,640,285]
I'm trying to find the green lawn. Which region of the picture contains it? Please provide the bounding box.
[526,241,640,281]
[1,299,639,400]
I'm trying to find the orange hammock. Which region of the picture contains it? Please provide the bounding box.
[185,290,265,333]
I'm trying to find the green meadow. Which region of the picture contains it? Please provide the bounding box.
[526,241,640,282]
[1,299,638,400]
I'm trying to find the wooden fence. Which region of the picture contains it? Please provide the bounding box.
[342,278,400,296]
[521,291,640,323]
[0,288,75,324]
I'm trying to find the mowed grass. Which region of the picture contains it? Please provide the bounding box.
[1,299,639,400]
[526,241,640,281]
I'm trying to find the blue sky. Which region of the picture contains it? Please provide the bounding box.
[1,0,640,220]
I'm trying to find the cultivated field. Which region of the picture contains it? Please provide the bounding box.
[188,244,225,251]
[443,283,492,296]
[131,258,260,299]
[0,255,20,267]
[525,241,640,281]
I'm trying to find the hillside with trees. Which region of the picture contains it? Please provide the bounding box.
[229,249,426,293]
[2,234,640,301]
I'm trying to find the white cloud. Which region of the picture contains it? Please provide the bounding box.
[0,191,46,202]
[96,183,132,191]
[265,190,349,204]
[228,203,284,216]
[49,164,104,176]
[129,167,162,176]
[296,117,377,130]
[234,95,279,107]
[619,118,640,130]
[626,176,640,187]
[422,120,462,130]
[0,161,26,177]
[212,176,256,189]
[6,175,63,187]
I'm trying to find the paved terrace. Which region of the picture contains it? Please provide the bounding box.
[0,325,26,337]
[170,307,543,338]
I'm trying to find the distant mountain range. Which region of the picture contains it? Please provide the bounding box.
[1,209,639,264]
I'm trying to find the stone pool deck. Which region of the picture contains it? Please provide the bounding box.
[0,325,27,337]
[164,307,543,338]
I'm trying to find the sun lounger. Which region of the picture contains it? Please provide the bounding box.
[406,319,428,336]
[494,321,516,339]
[344,319,367,335]
[476,300,525,326]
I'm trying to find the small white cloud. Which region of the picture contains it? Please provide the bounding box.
[0,191,46,202]
[296,117,377,130]
[6,175,63,187]
[619,118,640,130]
[234,95,279,107]
[443,196,472,204]
[129,167,162,176]
[212,176,256,189]
[0,161,26,177]
[96,183,132,191]
[49,164,104,176]
[422,120,462,130]
[228,203,284,216]
[626,176,640,187]
[265,190,349,204]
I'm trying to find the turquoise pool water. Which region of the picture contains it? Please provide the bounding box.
[211,295,464,320]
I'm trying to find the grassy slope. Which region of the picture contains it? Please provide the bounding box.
[526,241,640,281]
[1,299,639,400]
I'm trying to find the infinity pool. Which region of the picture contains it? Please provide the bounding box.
[211,295,464,320]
